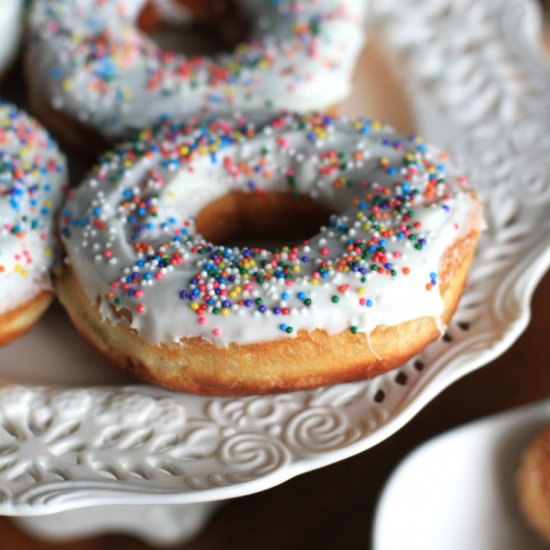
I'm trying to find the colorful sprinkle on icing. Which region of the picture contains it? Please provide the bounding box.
[60,112,479,347]
[0,101,66,313]
[29,0,367,138]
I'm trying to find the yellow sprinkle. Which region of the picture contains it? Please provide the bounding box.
[190,302,199,311]
[15,265,29,277]
[221,308,230,316]
[357,288,366,296]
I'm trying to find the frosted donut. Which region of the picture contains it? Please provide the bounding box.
[0,0,23,77]
[517,425,550,543]
[27,0,366,144]
[0,101,66,345]
[56,112,482,395]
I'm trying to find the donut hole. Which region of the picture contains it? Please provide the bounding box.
[138,0,247,56]
[195,191,332,249]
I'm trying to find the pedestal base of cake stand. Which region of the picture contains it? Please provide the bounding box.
[12,501,221,547]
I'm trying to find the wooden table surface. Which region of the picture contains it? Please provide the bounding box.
[1,259,547,550]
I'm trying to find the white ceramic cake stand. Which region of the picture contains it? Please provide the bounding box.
[2,0,550,545]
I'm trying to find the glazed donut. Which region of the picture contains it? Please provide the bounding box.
[0,0,23,78]
[27,0,366,147]
[0,100,66,345]
[517,425,550,543]
[55,112,482,395]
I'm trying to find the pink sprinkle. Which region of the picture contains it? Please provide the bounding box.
[276,137,289,148]
[212,328,221,336]
[198,317,206,325]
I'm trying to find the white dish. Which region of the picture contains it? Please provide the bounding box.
[0,0,548,518]
[373,400,550,550]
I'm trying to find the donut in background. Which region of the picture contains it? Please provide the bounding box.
[26,0,367,151]
[0,100,66,345]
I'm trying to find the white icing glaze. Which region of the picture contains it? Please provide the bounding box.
[0,0,23,74]
[0,101,67,314]
[60,113,482,347]
[27,0,367,139]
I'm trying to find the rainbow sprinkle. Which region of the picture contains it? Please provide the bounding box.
[60,112,476,347]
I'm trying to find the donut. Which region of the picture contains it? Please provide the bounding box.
[55,112,483,395]
[0,101,66,345]
[26,0,367,149]
[0,0,23,78]
[518,425,550,542]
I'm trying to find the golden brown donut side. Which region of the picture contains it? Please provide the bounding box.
[0,291,53,346]
[28,82,341,160]
[28,86,109,160]
[518,426,550,543]
[54,226,480,396]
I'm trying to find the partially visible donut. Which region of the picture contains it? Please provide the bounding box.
[0,0,23,78]
[518,425,550,543]
[27,0,367,145]
[0,101,66,345]
[56,112,482,395]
